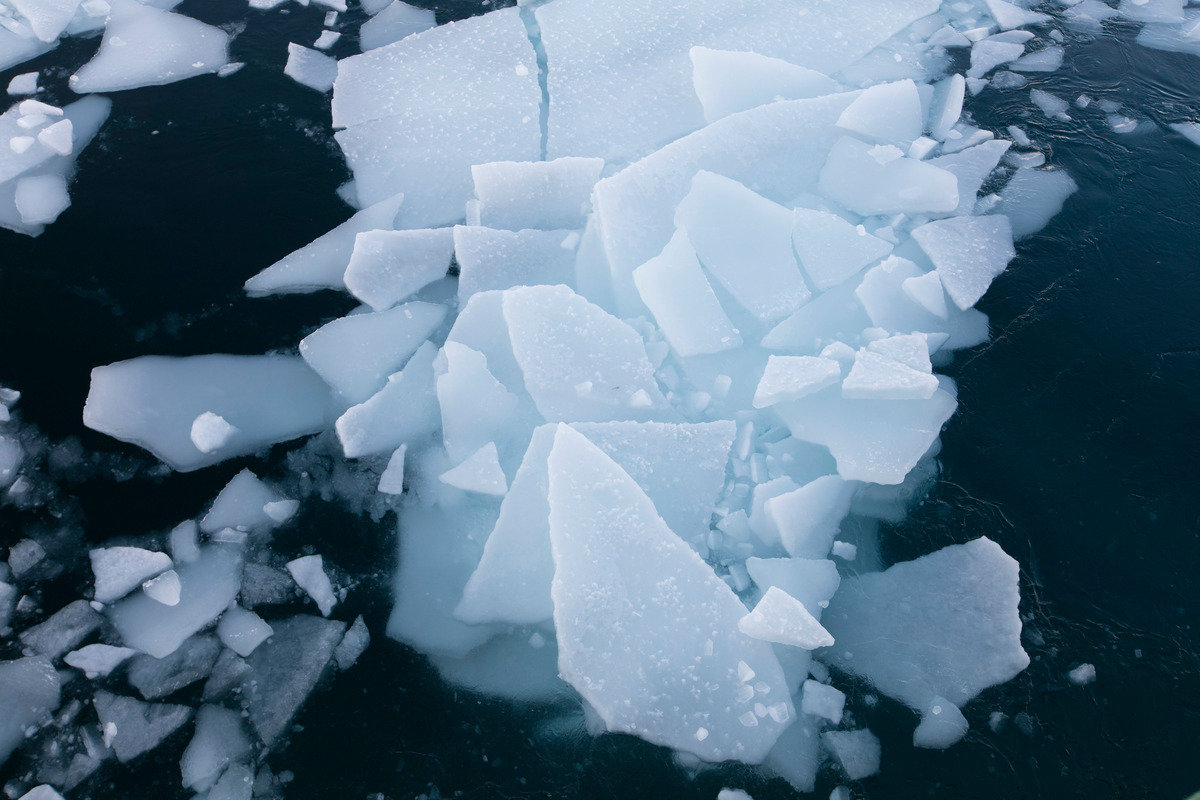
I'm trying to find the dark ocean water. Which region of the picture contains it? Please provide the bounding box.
[1,2,1198,799]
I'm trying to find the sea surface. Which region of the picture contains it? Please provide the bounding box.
[1,1,1198,798]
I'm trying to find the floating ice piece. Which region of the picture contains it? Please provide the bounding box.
[286,555,337,617]
[125,634,220,699]
[377,445,407,494]
[0,657,60,766]
[16,786,64,800]
[83,354,333,471]
[766,475,857,559]
[64,644,137,678]
[90,547,173,603]
[454,226,579,303]
[824,537,1028,713]
[168,521,200,564]
[0,97,107,189]
[818,137,959,217]
[1011,46,1064,72]
[547,425,793,763]
[738,586,834,649]
[744,557,840,620]
[967,39,1026,78]
[439,442,508,496]
[11,0,81,42]
[109,545,243,658]
[142,570,181,605]
[836,79,923,146]
[535,0,938,162]
[842,349,939,401]
[93,690,193,763]
[985,0,1051,29]
[335,615,370,670]
[928,74,966,141]
[928,138,1011,216]
[717,790,754,800]
[284,43,336,92]
[360,0,435,51]
[299,301,446,406]
[791,208,892,290]
[244,192,405,295]
[7,72,39,95]
[435,342,521,464]
[912,215,1015,310]
[189,411,238,454]
[503,285,673,422]
[1068,663,1097,686]
[913,696,969,748]
[241,614,346,747]
[333,8,540,222]
[633,227,742,357]
[822,729,881,780]
[675,170,809,322]
[343,228,454,310]
[69,0,229,93]
[901,271,949,318]
[1030,88,1071,121]
[202,650,250,702]
[313,30,340,50]
[753,356,842,408]
[13,173,69,224]
[800,679,845,724]
[180,705,251,791]
[471,157,604,231]
[1119,0,1184,23]
[217,606,273,657]
[689,46,841,124]
[992,167,1078,239]
[335,339,439,458]
[35,118,71,155]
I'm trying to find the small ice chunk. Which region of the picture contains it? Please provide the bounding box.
[201,469,290,534]
[836,79,924,146]
[1011,46,1064,72]
[1068,663,1096,686]
[143,570,181,606]
[822,729,881,780]
[753,356,842,408]
[992,167,1078,239]
[14,174,70,224]
[217,606,273,657]
[93,690,193,763]
[901,271,949,318]
[313,30,340,50]
[377,444,407,495]
[717,790,754,800]
[64,644,137,678]
[985,0,1051,29]
[286,555,337,617]
[168,520,200,564]
[800,679,846,724]
[911,215,1015,310]
[35,118,72,156]
[17,787,64,800]
[766,475,856,559]
[334,615,370,670]
[9,137,35,155]
[125,634,220,699]
[438,442,508,496]
[913,696,969,748]
[189,412,238,454]
[284,43,337,92]
[343,228,455,311]
[968,39,1026,78]
[90,547,173,604]
[7,72,38,96]
[738,586,835,649]
[831,541,857,560]
[1031,88,1071,121]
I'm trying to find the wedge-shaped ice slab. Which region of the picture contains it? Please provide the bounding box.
[911,215,1015,310]
[335,340,439,458]
[675,171,809,322]
[590,92,857,314]
[14,174,69,224]
[503,285,673,422]
[633,227,741,357]
[69,0,229,93]
[439,442,508,496]
[855,257,989,352]
[774,378,958,485]
[471,157,604,231]
[818,137,959,217]
[744,557,840,621]
[753,356,842,408]
[181,705,251,792]
[457,420,735,626]
[738,586,834,649]
[928,139,1010,217]
[244,193,405,295]
[992,168,1078,239]
[90,547,172,603]
[689,47,840,124]
[535,0,938,162]
[454,226,578,303]
[343,228,454,311]
[765,475,857,559]
[200,469,292,534]
[0,657,60,767]
[359,0,435,52]
[835,80,924,146]
[109,545,242,659]
[435,342,520,464]
[547,426,793,763]
[299,301,445,406]
[332,8,540,222]
[791,208,892,291]
[0,95,110,187]
[284,44,336,93]
[823,537,1029,714]
[842,349,939,401]
[11,0,80,43]
[83,354,333,472]
[287,555,337,617]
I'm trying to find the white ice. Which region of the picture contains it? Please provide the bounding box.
[287,554,337,616]
[90,547,173,604]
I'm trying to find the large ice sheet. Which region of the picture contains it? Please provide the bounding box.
[83,354,333,471]
[69,0,229,93]
[535,0,939,162]
[332,8,540,222]
[548,425,794,763]
[822,537,1029,713]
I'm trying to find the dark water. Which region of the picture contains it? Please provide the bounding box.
[1,4,1199,799]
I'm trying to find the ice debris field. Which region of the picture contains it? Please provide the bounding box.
[3,0,1198,797]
